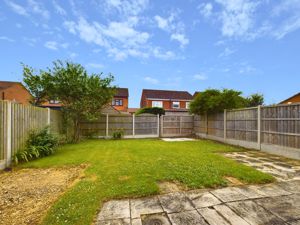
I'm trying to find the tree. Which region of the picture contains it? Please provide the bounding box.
[23,60,116,142]
[135,107,165,116]
[246,94,264,107]
[189,89,264,115]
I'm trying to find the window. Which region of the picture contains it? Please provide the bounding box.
[152,101,163,108]
[172,101,180,109]
[112,99,123,106]
[49,100,60,104]
[186,102,190,109]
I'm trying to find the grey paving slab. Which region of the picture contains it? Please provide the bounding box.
[289,220,300,225]
[255,194,300,222]
[214,204,250,225]
[210,187,248,202]
[158,192,195,213]
[234,185,265,199]
[96,219,131,225]
[277,180,300,194]
[198,207,231,225]
[168,210,208,225]
[252,183,292,197]
[141,212,171,225]
[227,200,286,225]
[131,218,142,225]
[97,200,130,221]
[130,196,163,219]
[185,190,221,208]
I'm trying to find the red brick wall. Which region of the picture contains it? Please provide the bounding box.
[1,84,31,105]
[144,99,189,110]
[112,97,128,112]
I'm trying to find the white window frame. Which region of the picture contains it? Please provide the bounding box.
[186,102,190,109]
[172,101,180,109]
[152,101,163,108]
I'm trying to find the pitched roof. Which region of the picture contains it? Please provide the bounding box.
[115,88,129,97]
[279,92,300,104]
[0,81,23,90]
[142,89,193,100]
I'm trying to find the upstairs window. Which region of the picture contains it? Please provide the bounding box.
[112,99,123,106]
[49,100,60,104]
[172,101,180,109]
[152,101,163,108]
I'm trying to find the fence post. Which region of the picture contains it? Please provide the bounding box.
[132,114,135,137]
[160,115,164,137]
[224,109,227,140]
[157,114,160,137]
[257,105,261,150]
[106,114,109,138]
[6,101,12,167]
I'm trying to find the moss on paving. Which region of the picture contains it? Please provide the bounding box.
[22,139,274,225]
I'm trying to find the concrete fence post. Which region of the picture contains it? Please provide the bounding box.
[132,114,135,137]
[6,101,12,167]
[160,115,164,137]
[106,114,109,138]
[224,109,227,140]
[257,105,261,150]
[157,114,160,137]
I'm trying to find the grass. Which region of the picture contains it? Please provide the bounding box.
[22,139,274,225]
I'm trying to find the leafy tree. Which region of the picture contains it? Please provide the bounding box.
[136,107,165,116]
[189,89,264,115]
[23,60,116,142]
[246,94,264,107]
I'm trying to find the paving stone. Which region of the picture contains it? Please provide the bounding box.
[210,187,248,202]
[158,192,194,213]
[277,180,300,194]
[130,196,163,219]
[252,183,291,197]
[168,210,208,225]
[234,185,265,199]
[96,219,131,225]
[255,194,300,222]
[97,200,130,221]
[289,220,300,225]
[227,200,285,225]
[141,212,171,225]
[185,190,221,208]
[131,218,142,225]
[198,207,231,225]
[214,204,249,225]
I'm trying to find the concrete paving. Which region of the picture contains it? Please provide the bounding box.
[96,180,300,225]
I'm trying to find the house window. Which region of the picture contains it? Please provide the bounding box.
[49,100,60,104]
[112,99,123,106]
[186,102,190,109]
[152,101,163,108]
[172,101,180,109]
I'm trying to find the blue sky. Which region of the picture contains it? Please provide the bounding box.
[0,0,300,107]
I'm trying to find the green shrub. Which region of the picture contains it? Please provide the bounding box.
[135,107,165,116]
[13,127,59,164]
[112,129,124,139]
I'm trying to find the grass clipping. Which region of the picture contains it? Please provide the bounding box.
[0,166,84,225]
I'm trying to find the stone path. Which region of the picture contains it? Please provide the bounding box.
[223,151,300,181]
[96,180,300,225]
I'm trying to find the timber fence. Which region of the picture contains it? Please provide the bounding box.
[0,101,63,169]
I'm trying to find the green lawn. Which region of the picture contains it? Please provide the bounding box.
[22,139,274,225]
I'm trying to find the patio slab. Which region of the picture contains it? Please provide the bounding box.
[168,210,208,225]
[158,192,194,213]
[210,186,248,202]
[185,190,221,208]
[130,196,163,219]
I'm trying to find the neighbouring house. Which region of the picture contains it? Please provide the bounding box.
[140,89,193,115]
[279,92,300,105]
[127,108,139,115]
[0,81,32,105]
[41,87,129,113]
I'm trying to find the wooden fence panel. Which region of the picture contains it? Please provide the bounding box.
[80,116,106,137]
[161,115,194,137]
[50,110,63,134]
[108,115,133,136]
[262,104,300,149]
[0,101,8,161]
[135,115,158,135]
[208,113,224,138]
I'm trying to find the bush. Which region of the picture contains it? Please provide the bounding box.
[135,107,165,116]
[13,127,59,164]
[112,129,124,139]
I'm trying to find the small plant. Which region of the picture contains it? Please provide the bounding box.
[13,127,59,164]
[112,129,124,139]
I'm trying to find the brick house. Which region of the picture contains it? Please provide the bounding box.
[42,87,129,113]
[140,89,193,115]
[279,92,300,104]
[0,81,32,105]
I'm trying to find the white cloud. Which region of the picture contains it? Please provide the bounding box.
[104,0,149,16]
[28,0,50,19]
[152,48,177,60]
[274,16,300,39]
[23,37,38,46]
[86,63,104,69]
[193,74,208,80]
[218,47,235,57]
[44,41,58,50]
[144,76,159,84]
[5,1,29,16]
[0,36,15,42]
[198,3,213,18]
[52,0,66,16]
[154,15,169,30]
[171,33,189,47]
[69,52,78,58]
